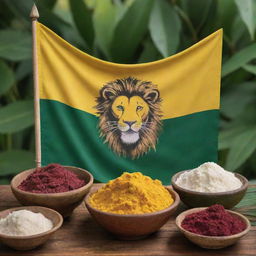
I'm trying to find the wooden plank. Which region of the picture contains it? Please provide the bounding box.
[0,185,255,256]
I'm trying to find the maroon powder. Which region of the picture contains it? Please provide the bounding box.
[181,204,246,236]
[18,163,85,193]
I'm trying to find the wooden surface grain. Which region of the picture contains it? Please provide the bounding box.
[0,184,255,256]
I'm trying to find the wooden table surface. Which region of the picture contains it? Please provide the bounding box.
[0,184,255,256]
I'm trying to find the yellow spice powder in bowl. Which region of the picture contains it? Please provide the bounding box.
[85,172,179,239]
[89,172,173,214]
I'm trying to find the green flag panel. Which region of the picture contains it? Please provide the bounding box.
[41,100,218,185]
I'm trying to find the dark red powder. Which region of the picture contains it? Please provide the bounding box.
[18,163,85,193]
[181,204,246,236]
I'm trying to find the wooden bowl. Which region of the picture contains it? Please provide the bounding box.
[0,206,63,250]
[176,207,251,249]
[171,171,248,209]
[11,166,93,217]
[85,187,180,240]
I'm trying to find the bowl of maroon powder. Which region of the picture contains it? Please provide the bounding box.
[176,204,250,249]
[11,164,93,217]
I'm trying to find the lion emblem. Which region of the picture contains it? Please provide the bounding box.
[95,77,162,158]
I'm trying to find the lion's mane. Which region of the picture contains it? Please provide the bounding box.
[95,77,162,158]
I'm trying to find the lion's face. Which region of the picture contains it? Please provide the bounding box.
[95,77,162,158]
[111,95,150,144]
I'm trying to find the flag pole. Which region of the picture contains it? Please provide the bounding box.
[30,4,41,168]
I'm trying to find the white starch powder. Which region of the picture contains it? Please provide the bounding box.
[0,209,53,236]
[175,162,242,192]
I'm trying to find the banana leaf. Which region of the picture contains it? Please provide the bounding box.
[235,183,256,225]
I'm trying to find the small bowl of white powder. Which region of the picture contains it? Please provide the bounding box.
[0,206,63,250]
[171,162,248,209]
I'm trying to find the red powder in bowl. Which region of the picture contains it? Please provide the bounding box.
[18,163,86,193]
[181,204,246,236]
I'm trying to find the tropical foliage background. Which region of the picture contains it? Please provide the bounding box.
[0,0,256,185]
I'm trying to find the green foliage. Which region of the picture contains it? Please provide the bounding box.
[0,60,15,96]
[0,30,32,61]
[235,182,256,223]
[243,64,256,75]
[93,0,116,59]
[222,43,256,77]
[0,150,35,176]
[234,0,255,40]
[69,0,94,49]
[0,100,34,133]
[225,128,256,170]
[110,0,154,63]
[149,0,181,57]
[0,0,256,184]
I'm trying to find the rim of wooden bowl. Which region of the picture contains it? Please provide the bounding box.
[0,206,63,239]
[11,166,94,197]
[171,170,248,196]
[175,207,251,239]
[85,186,180,217]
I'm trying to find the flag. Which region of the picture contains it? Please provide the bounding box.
[37,22,222,184]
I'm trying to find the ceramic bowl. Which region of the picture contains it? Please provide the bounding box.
[176,207,251,249]
[85,186,180,240]
[0,206,63,250]
[11,166,93,217]
[171,170,248,209]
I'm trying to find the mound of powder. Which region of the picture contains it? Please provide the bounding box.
[175,162,242,192]
[18,163,85,193]
[181,204,246,236]
[89,172,173,214]
[0,210,53,236]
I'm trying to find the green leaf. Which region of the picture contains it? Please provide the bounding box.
[235,0,255,40]
[222,43,256,77]
[53,0,73,25]
[0,29,32,61]
[181,0,213,32]
[149,0,181,57]
[85,0,97,8]
[138,38,161,63]
[0,150,35,176]
[231,103,256,126]
[5,0,70,33]
[69,0,94,48]
[243,64,256,75]
[111,0,154,63]
[216,0,237,36]
[199,0,218,37]
[93,0,116,59]
[230,15,251,46]
[0,60,15,96]
[15,60,32,81]
[3,0,31,28]
[114,0,129,24]
[35,0,71,33]
[0,100,34,134]
[43,0,57,9]
[225,127,256,170]
[221,82,256,119]
[218,125,249,150]
[236,200,256,224]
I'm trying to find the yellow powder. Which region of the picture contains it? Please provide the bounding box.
[89,172,174,214]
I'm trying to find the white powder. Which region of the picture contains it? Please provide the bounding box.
[0,210,53,236]
[175,162,242,192]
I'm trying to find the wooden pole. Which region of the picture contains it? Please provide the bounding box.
[30,4,41,168]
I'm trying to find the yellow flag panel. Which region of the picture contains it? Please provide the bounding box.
[37,23,222,120]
